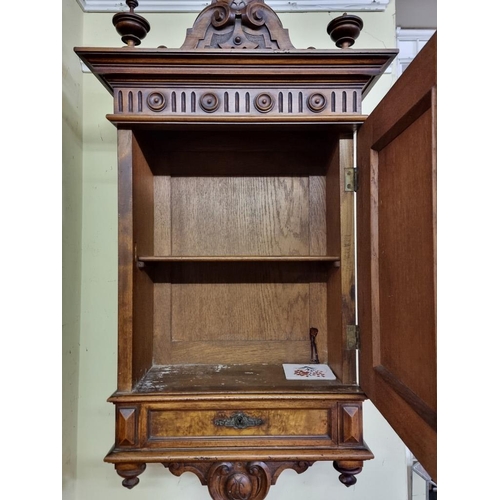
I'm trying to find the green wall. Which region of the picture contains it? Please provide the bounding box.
[62,0,84,499]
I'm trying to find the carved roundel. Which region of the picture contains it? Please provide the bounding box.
[254,93,275,113]
[307,93,327,113]
[146,92,167,111]
[200,92,220,113]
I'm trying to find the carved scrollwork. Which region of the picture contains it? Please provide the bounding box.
[212,4,235,28]
[181,0,294,50]
[166,460,315,499]
[209,462,271,500]
[242,1,266,28]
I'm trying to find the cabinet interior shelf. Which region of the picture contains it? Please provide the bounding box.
[138,256,341,263]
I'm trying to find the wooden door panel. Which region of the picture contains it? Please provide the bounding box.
[377,107,436,414]
[357,34,437,481]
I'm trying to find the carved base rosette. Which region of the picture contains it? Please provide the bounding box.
[167,460,313,500]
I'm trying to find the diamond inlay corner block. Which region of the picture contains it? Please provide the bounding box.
[116,407,138,447]
[339,403,362,446]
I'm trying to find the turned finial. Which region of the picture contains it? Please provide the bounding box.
[327,13,363,48]
[112,0,150,47]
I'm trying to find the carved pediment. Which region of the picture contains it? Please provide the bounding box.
[181,0,295,50]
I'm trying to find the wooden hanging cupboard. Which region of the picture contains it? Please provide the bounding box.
[75,1,436,498]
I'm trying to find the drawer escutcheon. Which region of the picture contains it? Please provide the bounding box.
[214,411,264,430]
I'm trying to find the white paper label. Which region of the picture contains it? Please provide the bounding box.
[282,364,336,380]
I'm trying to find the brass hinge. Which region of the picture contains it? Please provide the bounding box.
[346,325,360,350]
[344,168,358,192]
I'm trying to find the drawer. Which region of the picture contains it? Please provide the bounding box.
[144,404,337,448]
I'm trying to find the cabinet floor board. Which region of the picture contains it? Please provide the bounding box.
[132,363,361,394]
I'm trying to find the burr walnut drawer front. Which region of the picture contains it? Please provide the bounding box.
[144,405,338,448]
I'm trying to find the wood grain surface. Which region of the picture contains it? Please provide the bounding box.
[171,176,310,256]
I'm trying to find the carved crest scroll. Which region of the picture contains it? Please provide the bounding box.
[181,0,295,50]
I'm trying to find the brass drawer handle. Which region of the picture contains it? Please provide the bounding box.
[214,411,264,430]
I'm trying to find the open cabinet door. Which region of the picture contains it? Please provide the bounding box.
[357,33,437,481]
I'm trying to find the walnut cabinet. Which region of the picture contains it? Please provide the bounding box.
[75,2,436,498]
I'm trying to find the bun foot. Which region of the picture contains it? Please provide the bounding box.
[115,463,146,489]
[333,460,363,487]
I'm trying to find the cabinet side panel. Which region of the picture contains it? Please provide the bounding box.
[326,136,356,383]
[131,133,155,386]
[117,129,134,391]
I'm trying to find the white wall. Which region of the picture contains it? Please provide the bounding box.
[75,2,408,499]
